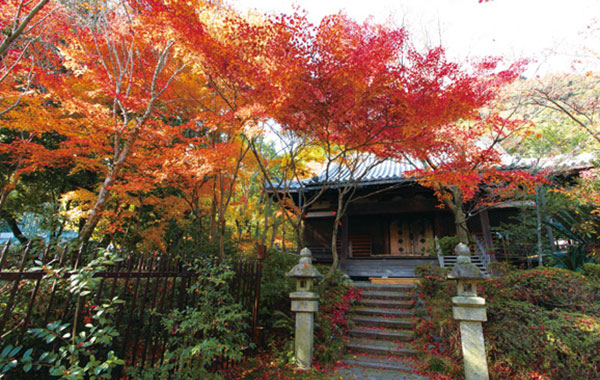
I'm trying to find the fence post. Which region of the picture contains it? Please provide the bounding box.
[253,245,265,345]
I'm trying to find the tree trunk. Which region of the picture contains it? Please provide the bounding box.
[0,186,14,215]
[78,167,118,246]
[219,218,226,260]
[208,186,217,244]
[281,220,286,253]
[442,187,470,247]
[269,217,277,249]
[1,212,28,244]
[535,186,544,266]
[453,205,470,246]
[329,216,341,277]
[262,194,270,246]
[328,192,345,276]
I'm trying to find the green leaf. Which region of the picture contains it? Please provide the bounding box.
[23,348,33,360]
[1,346,12,357]
[8,347,21,357]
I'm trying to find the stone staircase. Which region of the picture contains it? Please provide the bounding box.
[340,282,431,379]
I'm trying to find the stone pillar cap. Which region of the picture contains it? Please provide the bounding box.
[447,255,488,280]
[286,248,323,279]
[455,243,470,255]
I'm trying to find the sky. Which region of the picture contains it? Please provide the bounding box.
[231,0,600,76]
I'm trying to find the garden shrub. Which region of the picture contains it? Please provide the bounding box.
[413,265,462,378]
[415,265,600,380]
[0,250,124,379]
[267,267,361,367]
[258,249,297,332]
[485,299,600,379]
[487,261,514,277]
[414,265,450,299]
[130,257,249,380]
[436,236,460,256]
[582,262,600,282]
[313,271,361,365]
[484,267,597,314]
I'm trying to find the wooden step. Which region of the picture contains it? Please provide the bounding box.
[369,277,420,286]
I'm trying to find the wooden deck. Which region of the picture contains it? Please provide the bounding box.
[342,257,437,279]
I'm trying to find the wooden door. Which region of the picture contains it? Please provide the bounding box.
[390,217,433,255]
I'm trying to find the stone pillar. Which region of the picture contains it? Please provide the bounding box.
[286,248,323,370]
[447,247,490,380]
[453,294,489,380]
[290,291,319,369]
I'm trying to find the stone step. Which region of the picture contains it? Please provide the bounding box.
[355,307,415,318]
[360,290,415,300]
[359,298,415,309]
[336,364,433,380]
[349,327,414,342]
[442,257,484,262]
[346,338,417,357]
[354,282,416,292]
[342,353,419,372]
[352,315,415,329]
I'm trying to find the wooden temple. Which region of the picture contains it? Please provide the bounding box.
[280,159,516,280]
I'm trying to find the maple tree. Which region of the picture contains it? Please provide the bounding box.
[0,0,71,218]
[0,0,54,115]
[406,115,541,246]
[0,0,544,261]
[248,14,540,267]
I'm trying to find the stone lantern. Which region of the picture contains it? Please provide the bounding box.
[286,247,323,370]
[447,244,490,380]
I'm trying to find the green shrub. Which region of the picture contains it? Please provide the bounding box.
[484,267,597,314]
[313,272,360,365]
[487,261,514,277]
[130,257,249,380]
[485,299,600,380]
[582,262,600,282]
[267,268,361,367]
[258,249,297,332]
[414,264,450,299]
[436,236,460,256]
[415,265,600,380]
[0,250,124,379]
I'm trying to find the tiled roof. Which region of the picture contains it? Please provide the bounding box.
[279,152,593,191]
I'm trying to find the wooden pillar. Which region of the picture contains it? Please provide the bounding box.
[341,214,349,268]
[479,210,495,257]
[434,213,442,238]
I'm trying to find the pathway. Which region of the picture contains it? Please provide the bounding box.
[336,282,432,380]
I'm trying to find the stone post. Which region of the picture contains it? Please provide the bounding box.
[447,244,490,380]
[286,248,323,370]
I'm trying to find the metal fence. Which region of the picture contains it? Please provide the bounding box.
[0,241,262,375]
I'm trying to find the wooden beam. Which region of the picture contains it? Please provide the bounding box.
[347,199,444,215]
